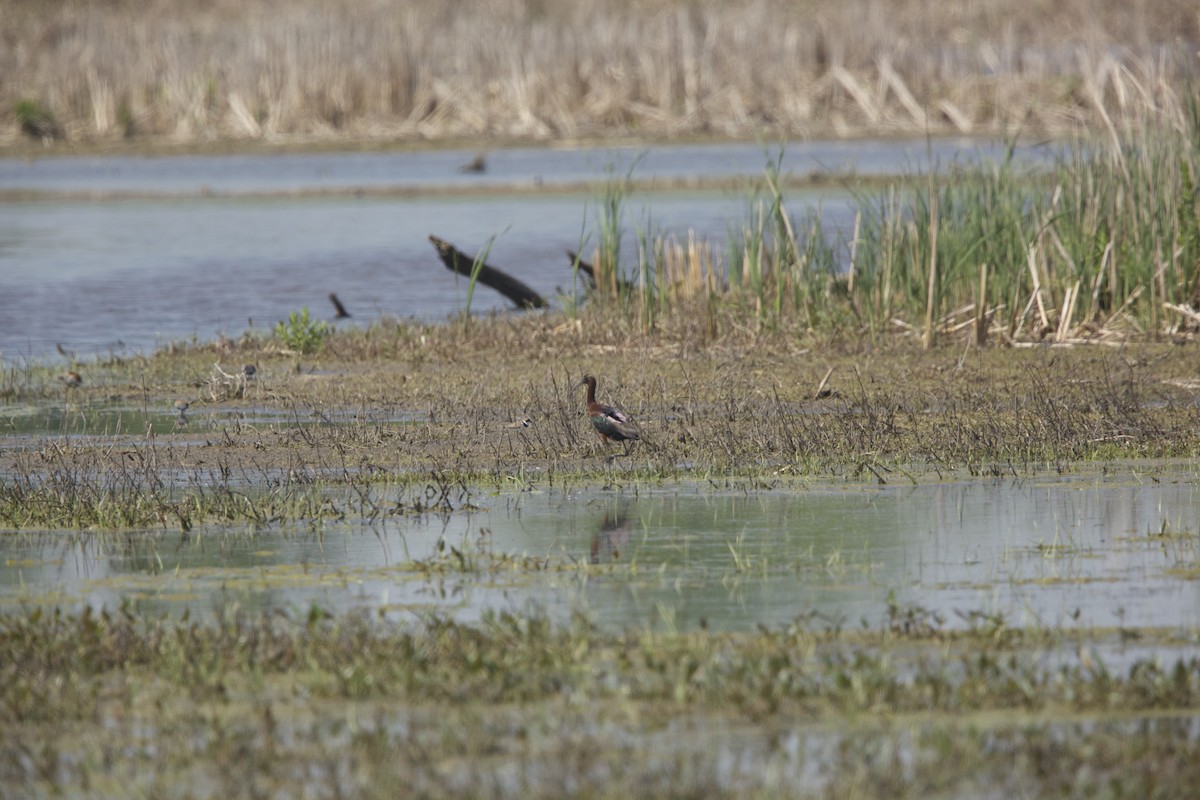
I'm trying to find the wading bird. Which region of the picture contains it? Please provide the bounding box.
[59,370,82,389]
[573,374,639,458]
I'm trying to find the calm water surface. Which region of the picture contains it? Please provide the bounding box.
[3,468,1198,642]
[1,138,1051,362]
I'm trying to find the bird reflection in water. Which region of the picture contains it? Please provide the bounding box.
[173,399,190,429]
[590,505,636,564]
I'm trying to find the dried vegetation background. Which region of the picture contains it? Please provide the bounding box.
[2,0,1198,147]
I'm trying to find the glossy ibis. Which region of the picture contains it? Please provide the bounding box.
[573,374,639,457]
[59,371,82,389]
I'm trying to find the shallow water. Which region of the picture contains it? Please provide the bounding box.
[0,137,1037,197]
[0,397,418,440]
[3,468,1197,642]
[0,137,1052,363]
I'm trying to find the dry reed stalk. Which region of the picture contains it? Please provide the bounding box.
[937,100,972,133]
[1164,303,1200,327]
[1086,240,1114,323]
[1108,285,1146,333]
[761,165,799,269]
[1079,51,1122,153]
[4,0,1197,145]
[878,57,924,126]
[1152,246,1171,339]
[847,210,860,294]
[86,69,112,135]
[660,231,718,300]
[944,308,980,335]
[975,263,989,347]
[1026,246,1051,332]
[923,177,938,349]
[831,67,881,124]
[1047,227,1079,277]
[1055,281,1081,342]
[228,93,262,138]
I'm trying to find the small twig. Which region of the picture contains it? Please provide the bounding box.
[814,367,834,400]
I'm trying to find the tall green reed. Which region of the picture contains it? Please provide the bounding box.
[594,157,644,297]
[461,233,500,328]
[581,108,1200,342]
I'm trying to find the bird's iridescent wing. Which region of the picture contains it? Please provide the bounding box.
[597,402,629,424]
[590,403,639,441]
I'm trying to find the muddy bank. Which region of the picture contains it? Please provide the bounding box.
[5,317,1200,492]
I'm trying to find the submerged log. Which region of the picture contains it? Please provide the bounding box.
[567,249,598,289]
[566,250,635,295]
[429,235,548,309]
[328,292,351,319]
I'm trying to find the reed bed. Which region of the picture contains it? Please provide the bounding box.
[577,94,1200,346]
[2,0,1197,146]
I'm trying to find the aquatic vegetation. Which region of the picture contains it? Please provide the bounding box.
[0,436,486,530]
[0,605,1197,797]
[13,98,58,141]
[574,98,1200,346]
[273,306,330,354]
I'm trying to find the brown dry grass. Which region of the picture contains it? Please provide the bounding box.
[2,0,1197,149]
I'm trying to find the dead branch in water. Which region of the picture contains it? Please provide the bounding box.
[567,250,635,295]
[328,292,351,319]
[429,235,548,309]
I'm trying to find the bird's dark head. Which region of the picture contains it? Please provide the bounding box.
[573,374,596,393]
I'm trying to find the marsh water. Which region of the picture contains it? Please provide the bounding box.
[0,137,1051,363]
[3,467,1198,647]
